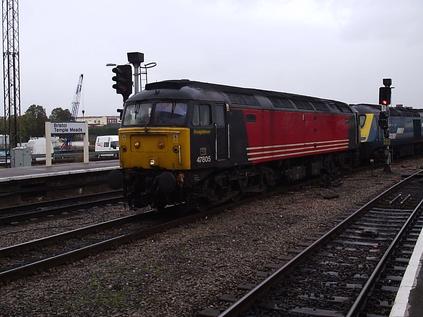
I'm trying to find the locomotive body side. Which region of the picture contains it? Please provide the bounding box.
[119,80,359,209]
[242,108,356,165]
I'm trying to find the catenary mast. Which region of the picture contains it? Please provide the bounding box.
[2,0,21,160]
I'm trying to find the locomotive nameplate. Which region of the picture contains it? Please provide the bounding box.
[193,129,211,135]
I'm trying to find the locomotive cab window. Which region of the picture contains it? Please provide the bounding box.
[122,103,152,126]
[192,104,211,126]
[154,102,187,125]
[122,102,187,126]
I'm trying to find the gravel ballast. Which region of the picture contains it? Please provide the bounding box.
[0,202,144,248]
[0,159,422,316]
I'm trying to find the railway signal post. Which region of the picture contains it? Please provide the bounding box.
[127,52,144,94]
[112,64,133,101]
[379,78,392,173]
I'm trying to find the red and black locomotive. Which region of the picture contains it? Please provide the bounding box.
[118,80,362,208]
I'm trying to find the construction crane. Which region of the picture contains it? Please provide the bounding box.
[61,74,84,150]
[70,74,83,120]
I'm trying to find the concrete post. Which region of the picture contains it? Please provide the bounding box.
[83,121,89,163]
[45,122,52,166]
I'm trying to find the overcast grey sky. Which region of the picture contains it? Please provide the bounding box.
[18,0,423,116]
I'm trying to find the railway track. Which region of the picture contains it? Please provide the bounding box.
[0,207,182,284]
[0,165,414,286]
[200,170,423,317]
[0,199,254,284]
[0,172,325,284]
[0,190,123,225]
[0,162,409,227]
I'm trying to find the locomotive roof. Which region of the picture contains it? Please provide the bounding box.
[144,80,337,102]
[129,80,352,114]
[352,104,422,117]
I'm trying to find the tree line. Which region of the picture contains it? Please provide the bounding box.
[0,105,72,142]
[1,105,119,144]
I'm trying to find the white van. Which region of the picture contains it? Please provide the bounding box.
[95,135,119,158]
[26,137,60,161]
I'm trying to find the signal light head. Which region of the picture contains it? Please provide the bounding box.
[111,64,133,101]
[379,86,391,106]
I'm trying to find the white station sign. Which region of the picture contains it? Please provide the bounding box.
[45,121,89,166]
[50,122,86,134]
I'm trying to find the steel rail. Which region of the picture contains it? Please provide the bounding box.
[0,189,123,212]
[0,198,249,284]
[217,169,423,317]
[0,210,156,283]
[346,198,423,316]
[0,211,150,257]
[0,190,123,225]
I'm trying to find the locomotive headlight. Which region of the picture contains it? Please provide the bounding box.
[134,141,140,149]
[157,140,165,149]
[149,159,156,166]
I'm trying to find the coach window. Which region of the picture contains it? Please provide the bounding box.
[192,104,211,126]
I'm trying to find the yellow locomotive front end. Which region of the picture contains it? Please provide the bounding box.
[119,127,191,170]
[118,100,193,208]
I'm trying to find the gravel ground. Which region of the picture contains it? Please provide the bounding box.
[0,202,144,248]
[0,158,422,317]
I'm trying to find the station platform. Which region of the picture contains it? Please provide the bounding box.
[0,160,119,183]
[390,219,423,316]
